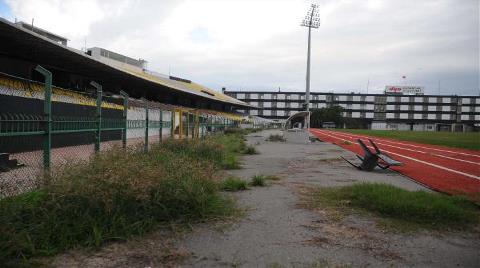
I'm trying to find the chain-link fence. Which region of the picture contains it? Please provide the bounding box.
[0,66,237,198]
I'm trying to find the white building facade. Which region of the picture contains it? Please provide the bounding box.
[224,91,480,131]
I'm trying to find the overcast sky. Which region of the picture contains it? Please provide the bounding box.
[1,0,479,95]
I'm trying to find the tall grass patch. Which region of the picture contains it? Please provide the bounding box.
[221,177,249,191]
[250,175,268,187]
[0,136,244,266]
[306,183,479,230]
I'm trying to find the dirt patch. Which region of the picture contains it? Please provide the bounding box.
[48,230,189,268]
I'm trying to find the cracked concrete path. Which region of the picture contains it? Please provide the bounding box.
[177,130,480,268]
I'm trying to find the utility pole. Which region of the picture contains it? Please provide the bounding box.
[301,4,320,129]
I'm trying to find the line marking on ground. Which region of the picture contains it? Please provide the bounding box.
[323,131,480,166]
[311,129,480,181]
[319,130,480,158]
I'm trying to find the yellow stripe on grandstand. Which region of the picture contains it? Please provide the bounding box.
[0,75,123,110]
[0,74,246,120]
[119,67,247,106]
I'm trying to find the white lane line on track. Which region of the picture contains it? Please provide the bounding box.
[316,130,480,158]
[322,131,480,166]
[311,129,480,181]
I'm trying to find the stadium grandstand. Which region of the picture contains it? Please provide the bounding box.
[0,18,250,113]
[0,18,262,197]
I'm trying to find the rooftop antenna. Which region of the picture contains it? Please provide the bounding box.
[31,18,34,33]
[301,3,320,129]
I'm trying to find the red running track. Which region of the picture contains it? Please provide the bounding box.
[310,129,480,198]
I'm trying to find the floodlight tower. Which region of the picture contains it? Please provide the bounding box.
[301,3,320,129]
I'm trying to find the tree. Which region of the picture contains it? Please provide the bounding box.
[310,106,344,128]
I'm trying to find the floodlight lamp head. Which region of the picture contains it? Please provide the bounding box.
[301,3,320,28]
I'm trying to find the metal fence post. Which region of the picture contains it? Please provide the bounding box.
[179,111,183,139]
[143,98,149,152]
[195,111,199,139]
[186,112,190,139]
[90,81,102,152]
[120,90,128,149]
[171,110,175,139]
[35,65,52,171]
[159,110,163,143]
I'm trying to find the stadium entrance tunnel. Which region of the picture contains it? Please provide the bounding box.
[284,111,310,129]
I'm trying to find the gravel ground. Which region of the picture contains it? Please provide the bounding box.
[177,129,480,268]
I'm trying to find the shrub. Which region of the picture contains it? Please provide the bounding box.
[224,128,246,135]
[250,175,267,187]
[221,177,249,191]
[0,138,240,266]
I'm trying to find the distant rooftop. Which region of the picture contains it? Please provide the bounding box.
[15,21,68,46]
[87,47,147,70]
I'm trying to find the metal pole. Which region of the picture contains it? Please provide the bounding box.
[35,65,52,171]
[302,4,319,130]
[144,98,149,152]
[90,81,102,152]
[179,110,183,139]
[119,90,128,149]
[305,25,312,129]
[159,110,163,143]
[195,111,199,139]
[186,112,190,138]
[171,110,175,139]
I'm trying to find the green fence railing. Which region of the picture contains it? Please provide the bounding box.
[0,65,237,198]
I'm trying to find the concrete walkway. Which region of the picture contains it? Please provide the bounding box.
[177,130,480,267]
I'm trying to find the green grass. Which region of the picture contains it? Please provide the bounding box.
[306,183,479,231]
[221,177,249,192]
[0,134,248,267]
[250,175,268,187]
[336,129,480,150]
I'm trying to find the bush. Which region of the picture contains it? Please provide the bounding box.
[250,175,267,187]
[221,177,249,191]
[0,137,241,266]
[224,128,246,135]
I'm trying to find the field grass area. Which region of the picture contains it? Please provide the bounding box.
[0,132,250,267]
[336,129,480,150]
[304,183,479,231]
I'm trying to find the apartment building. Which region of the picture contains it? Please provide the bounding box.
[224,91,480,131]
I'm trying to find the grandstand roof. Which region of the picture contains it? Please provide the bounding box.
[0,18,251,109]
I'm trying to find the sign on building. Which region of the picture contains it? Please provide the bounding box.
[385,86,424,95]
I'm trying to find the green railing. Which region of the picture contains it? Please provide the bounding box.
[0,65,237,176]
